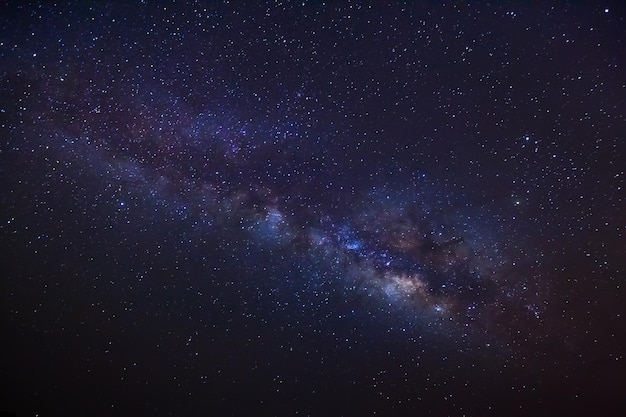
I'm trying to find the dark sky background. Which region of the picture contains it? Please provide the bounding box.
[1,1,625,416]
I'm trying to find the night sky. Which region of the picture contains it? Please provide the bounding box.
[1,1,625,416]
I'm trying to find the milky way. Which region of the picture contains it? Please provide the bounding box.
[2,2,625,416]
[38,106,535,340]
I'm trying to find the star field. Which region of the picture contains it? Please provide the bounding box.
[1,2,625,416]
